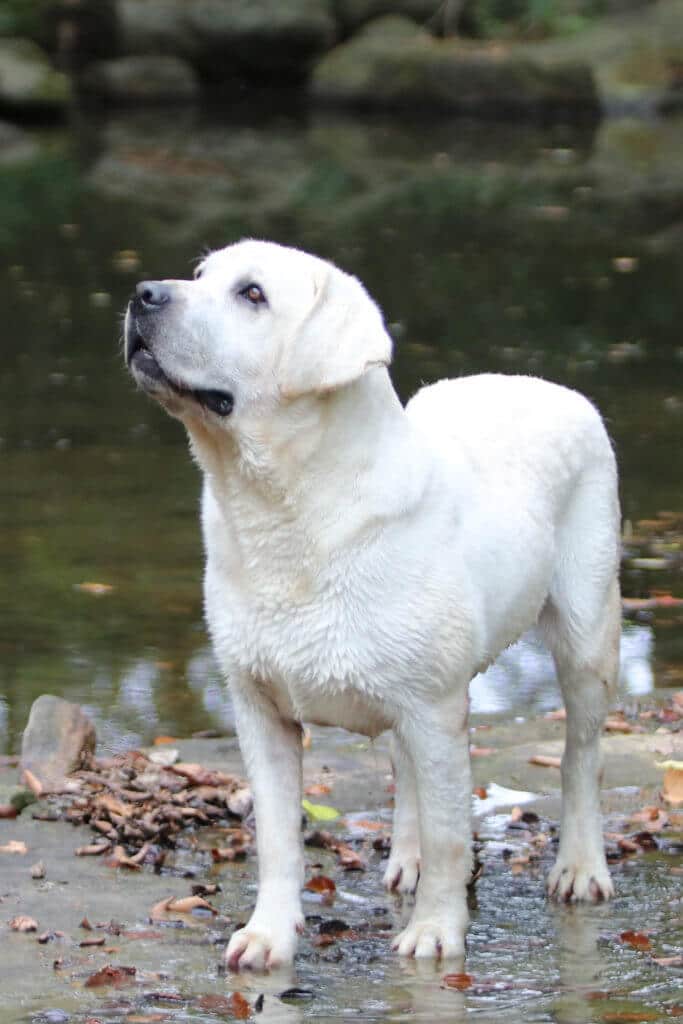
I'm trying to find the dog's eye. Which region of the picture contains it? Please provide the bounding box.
[239,283,267,306]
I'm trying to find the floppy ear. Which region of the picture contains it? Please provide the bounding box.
[278,265,392,400]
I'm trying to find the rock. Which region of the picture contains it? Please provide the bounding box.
[311,16,599,118]
[20,696,96,790]
[115,0,336,82]
[0,120,39,163]
[80,55,199,103]
[334,0,439,33]
[0,38,71,118]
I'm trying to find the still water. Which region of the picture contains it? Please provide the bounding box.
[0,102,681,753]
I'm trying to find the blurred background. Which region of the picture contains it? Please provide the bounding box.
[0,0,681,753]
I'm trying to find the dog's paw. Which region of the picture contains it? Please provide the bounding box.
[383,849,420,894]
[547,856,614,903]
[391,914,466,959]
[225,915,303,971]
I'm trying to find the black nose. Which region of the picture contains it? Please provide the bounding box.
[135,280,171,309]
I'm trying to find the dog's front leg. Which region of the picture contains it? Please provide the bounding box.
[392,691,471,960]
[225,681,304,970]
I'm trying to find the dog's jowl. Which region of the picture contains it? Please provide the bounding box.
[124,239,620,970]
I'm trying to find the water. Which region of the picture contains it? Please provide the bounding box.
[0,103,681,753]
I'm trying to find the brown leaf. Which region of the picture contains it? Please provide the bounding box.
[335,842,366,871]
[470,746,495,757]
[442,973,473,990]
[150,895,217,920]
[211,846,248,863]
[80,936,106,947]
[75,842,112,857]
[305,875,336,894]
[9,915,38,932]
[197,992,250,1018]
[169,763,236,788]
[473,787,488,800]
[604,718,633,733]
[630,807,668,831]
[0,805,18,819]
[104,845,143,871]
[0,840,28,854]
[652,954,683,967]
[305,783,331,796]
[662,766,683,806]
[84,964,136,987]
[529,755,562,769]
[620,930,651,950]
[153,736,177,746]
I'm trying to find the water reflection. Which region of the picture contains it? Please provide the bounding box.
[0,105,681,752]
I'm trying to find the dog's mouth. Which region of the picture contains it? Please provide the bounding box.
[127,328,234,418]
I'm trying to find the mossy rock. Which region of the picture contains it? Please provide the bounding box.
[116,0,336,81]
[80,55,200,103]
[0,37,71,116]
[311,15,599,118]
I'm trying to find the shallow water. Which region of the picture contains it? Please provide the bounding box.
[0,103,681,752]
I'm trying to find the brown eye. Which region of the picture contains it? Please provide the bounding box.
[240,283,266,306]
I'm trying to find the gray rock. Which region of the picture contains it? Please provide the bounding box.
[20,696,96,790]
[335,0,440,33]
[0,38,71,116]
[116,0,336,81]
[311,15,599,118]
[80,55,200,103]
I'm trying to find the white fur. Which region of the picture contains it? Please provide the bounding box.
[126,239,620,969]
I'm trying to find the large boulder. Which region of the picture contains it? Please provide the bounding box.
[116,0,336,82]
[20,695,96,791]
[310,16,599,118]
[0,37,71,117]
[334,0,440,33]
[80,55,200,103]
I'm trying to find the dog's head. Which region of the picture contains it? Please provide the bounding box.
[124,239,392,426]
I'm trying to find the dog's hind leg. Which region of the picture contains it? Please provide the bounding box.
[383,730,420,894]
[541,477,620,903]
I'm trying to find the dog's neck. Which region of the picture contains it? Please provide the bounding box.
[186,367,429,555]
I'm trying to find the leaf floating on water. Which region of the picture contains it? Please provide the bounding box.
[334,842,365,871]
[442,973,473,990]
[620,930,651,950]
[9,915,38,932]
[528,755,562,769]
[0,804,18,819]
[301,799,340,822]
[80,936,106,948]
[75,582,114,596]
[211,845,248,863]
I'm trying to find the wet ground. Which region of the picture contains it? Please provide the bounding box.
[1,718,681,1024]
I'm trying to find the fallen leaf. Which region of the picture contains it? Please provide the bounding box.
[170,763,236,787]
[305,783,331,796]
[304,875,336,895]
[442,973,473,990]
[604,718,633,733]
[529,755,562,769]
[197,992,250,1019]
[334,842,365,871]
[473,787,488,800]
[153,736,177,746]
[0,805,18,819]
[75,842,112,857]
[75,582,114,596]
[301,799,340,822]
[600,1012,658,1022]
[84,964,136,987]
[620,930,651,950]
[80,936,106,947]
[661,766,683,806]
[9,915,38,932]
[211,846,248,862]
[652,954,683,967]
[150,895,217,921]
[470,746,495,757]
[630,807,668,831]
[0,840,28,854]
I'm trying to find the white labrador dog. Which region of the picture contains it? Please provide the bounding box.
[124,239,620,970]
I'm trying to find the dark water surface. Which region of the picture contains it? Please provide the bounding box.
[1,104,681,752]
